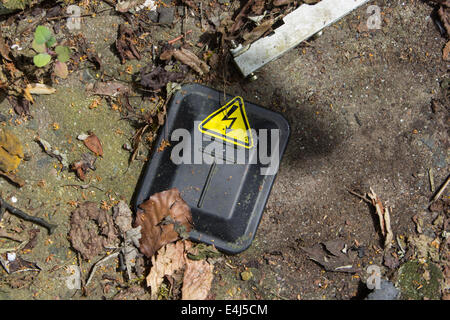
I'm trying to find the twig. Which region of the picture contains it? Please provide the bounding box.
[0,197,57,235]
[0,171,26,188]
[430,174,450,204]
[61,184,104,192]
[85,250,120,287]
[367,188,393,250]
[429,168,435,192]
[346,188,371,204]
[168,30,192,45]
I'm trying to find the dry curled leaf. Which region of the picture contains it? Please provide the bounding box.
[70,153,96,181]
[134,188,193,258]
[69,202,119,260]
[115,24,141,64]
[91,81,130,97]
[146,240,214,300]
[182,258,214,300]
[301,240,358,273]
[147,240,187,299]
[171,48,210,75]
[0,128,24,173]
[83,132,103,157]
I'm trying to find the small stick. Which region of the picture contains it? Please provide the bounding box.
[0,197,57,235]
[85,250,120,287]
[168,30,192,45]
[428,168,435,192]
[346,188,371,204]
[430,174,450,204]
[0,171,26,187]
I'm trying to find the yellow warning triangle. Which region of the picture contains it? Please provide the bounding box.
[198,96,254,149]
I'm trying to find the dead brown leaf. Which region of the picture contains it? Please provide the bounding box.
[171,48,210,75]
[0,31,12,61]
[243,18,275,44]
[70,153,96,181]
[134,188,193,258]
[147,240,187,299]
[115,24,141,64]
[301,240,358,273]
[91,81,130,97]
[83,132,103,157]
[443,41,450,61]
[182,258,214,300]
[69,202,119,260]
[146,240,214,300]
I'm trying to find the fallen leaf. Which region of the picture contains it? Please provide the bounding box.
[113,201,134,234]
[0,128,24,173]
[182,258,214,300]
[69,202,119,260]
[140,65,185,91]
[134,188,193,258]
[146,240,214,300]
[443,41,450,61]
[242,18,274,44]
[70,153,96,181]
[83,132,103,157]
[115,24,141,64]
[147,240,187,299]
[172,48,210,75]
[7,95,30,117]
[0,31,12,61]
[53,61,68,79]
[26,83,56,95]
[91,81,130,97]
[301,240,358,273]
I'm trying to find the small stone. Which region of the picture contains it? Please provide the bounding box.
[158,7,175,25]
[240,270,253,281]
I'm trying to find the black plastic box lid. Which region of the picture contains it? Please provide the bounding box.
[133,84,290,254]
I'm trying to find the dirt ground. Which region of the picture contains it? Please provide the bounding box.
[0,0,449,300]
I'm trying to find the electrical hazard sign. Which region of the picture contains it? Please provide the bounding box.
[198,96,254,149]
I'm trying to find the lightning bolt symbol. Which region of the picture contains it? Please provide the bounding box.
[221,104,238,133]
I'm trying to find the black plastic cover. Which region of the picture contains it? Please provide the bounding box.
[133,84,290,253]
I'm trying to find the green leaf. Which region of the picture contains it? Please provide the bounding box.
[34,26,52,45]
[53,61,68,79]
[33,53,51,67]
[32,39,46,53]
[55,45,70,63]
[46,36,56,48]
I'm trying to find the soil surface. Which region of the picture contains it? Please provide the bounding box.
[0,0,448,300]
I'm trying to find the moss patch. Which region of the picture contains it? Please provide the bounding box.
[397,260,443,300]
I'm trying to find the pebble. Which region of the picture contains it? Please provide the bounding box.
[366,279,399,300]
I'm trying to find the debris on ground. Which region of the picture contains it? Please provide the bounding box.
[69,202,119,260]
[146,240,215,300]
[161,47,210,75]
[0,128,24,174]
[0,197,57,234]
[301,239,358,273]
[35,136,69,169]
[115,23,141,64]
[82,132,104,157]
[0,252,40,274]
[367,188,394,250]
[134,188,193,258]
[70,153,97,181]
[112,201,143,280]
